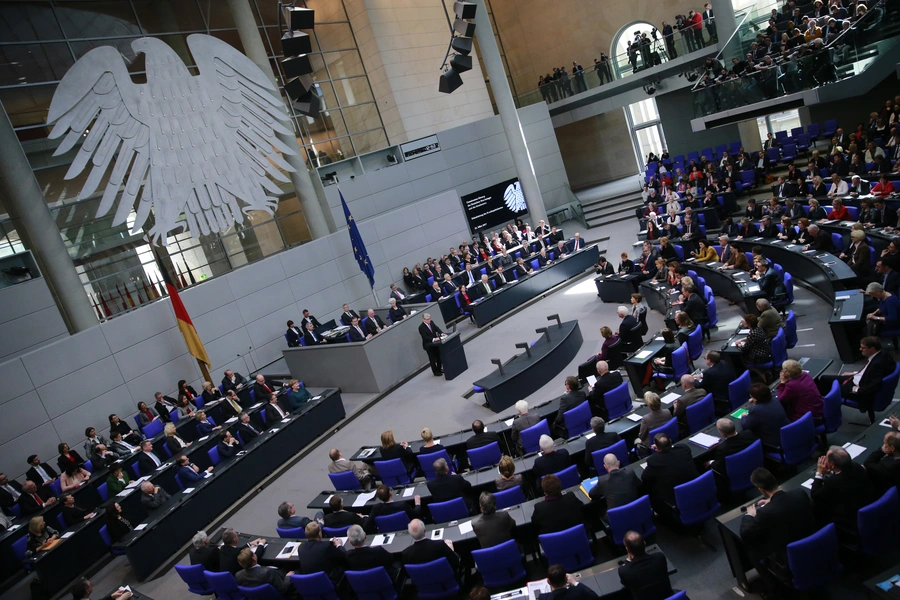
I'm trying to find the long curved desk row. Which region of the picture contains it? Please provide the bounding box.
[716,400,900,590]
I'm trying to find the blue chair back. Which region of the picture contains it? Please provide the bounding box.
[649,417,679,444]
[591,439,628,473]
[323,525,351,538]
[687,326,703,361]
[374,510,410,533]
[705,295,718,329]
[428,498,468,522]
[538,524,594,571]
[674,471,721,526]
[671,345,690,381]
[131,462,142,479]
[685,393,715,434]
[418,449,454,480]
[12,536,30,569]
[56,513,67,531]
[373,458,411,486]
[819,380,842,434]
[605,382,633,420]
[174,473,186,490]
[207,446,220,466]
[238,584,287,600]
[204,570,245,600]
[807,122,820,138]
[770,329,787,367]
[784,310,797,348]
[831,233,844,253]
[328,471,361,491]
[467,442,501,471]
[258,409,266,425]
[472,539,526,587]
[666,592,688,600]
[673,244,684,261]
[607,495,656,545]
[276,526,307,538]
[547,465,580,490]
[563,401,592,437]
[49,479,63,497]
[405,558,460,598]
[176,564,214,596]
[346,567,398,600]
[873,363,900,412]
[724,439,763,493]
[289,573,337,600]
[493,486,526,510]
[858,487,900,556]
[728,370,751,411]
[787,524,842,591]
[775,412,816,465]
[97,482,109,502]
[521,420,550,454]
[143,419,164,438]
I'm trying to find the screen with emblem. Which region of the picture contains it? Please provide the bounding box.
[460,177,527,233]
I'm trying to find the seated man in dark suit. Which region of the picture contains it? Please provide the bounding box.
[363,485,422,534]
[296,523,347,583]
[492,265,511,288]
[18,480,56,515]
[219,528,266,575]
[471,274,494,300]
[617,532,672,600]
[285,320,303,347]
[640,433,698,514]
[588,453,641,511]
[616,306,643,352]
[347,316,370,342]
[697,351,736,409]
[472,491,515,549]
[536,248,553,268]
[757,215,779,238]
[533,435,570,479]
[24,455,58,494]
[584,417,622,470]
[303,321,327,345]
[839,337,897,423]
[803,224,834,253]
[466,420,501,451]
[401,519,461,573]
[339,304,360,326]
[252,374,278,403]
[531,475,584,535]
[276,500,323,530]
[554,376,588,438]
[264,393,290,426]
[363,309,387,336]
[426,458,472,507]
[60,493,94,526]
[176,455,213,485]
[139,481,170,512]
[0,473,24,515]
[300,309,322,330]
[324,495,365,529]
[708,418,757,494]
[542,563,599,599]
[221,370,246,393]
[137,440,164,475]
[811,446,876,541]
[345,525,396,572]
[189,531,220,572]
[235,547,295,595]
[216,430,241,460]
[237,412,262,444]
[587,361,624,419]
[864,428,900,494]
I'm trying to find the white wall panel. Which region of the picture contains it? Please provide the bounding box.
[226,255,286,301]
[0,391,49,447]
[0,422,60,483]
[21,327,111,388]
[180,276,236,319]
[37,356,124,419]
[0,358,33,405]
[191,302,246,344]
[0,280,57,325]
[112,328,189,382]
[101,300,177,354]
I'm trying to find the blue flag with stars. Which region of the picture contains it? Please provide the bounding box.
[340,188,375,288]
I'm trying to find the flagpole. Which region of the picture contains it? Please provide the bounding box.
[372,286,380,308]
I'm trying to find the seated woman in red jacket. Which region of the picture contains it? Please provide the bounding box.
[776,359,824,424]
[827,198,851,221]
[457,284,473,322]
[871,175,896,199]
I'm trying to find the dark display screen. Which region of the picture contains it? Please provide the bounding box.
[460,177,527,233]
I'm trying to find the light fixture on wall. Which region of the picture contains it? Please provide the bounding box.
[279,2,318,116]
[438,0,476,94]
[643,80,659,95]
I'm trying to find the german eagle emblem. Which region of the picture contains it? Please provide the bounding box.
[47,34,295,244]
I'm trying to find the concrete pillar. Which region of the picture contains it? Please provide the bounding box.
[737,119,762,153]
[472,6,547,224]
[226,0,336,238]
[0,106,97,332]
[711,0,738,47]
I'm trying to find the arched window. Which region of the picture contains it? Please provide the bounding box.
[610,21,659,79]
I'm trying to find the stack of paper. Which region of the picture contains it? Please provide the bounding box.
[134,523,148,531]
[627,413,643,422]
[801,478,814,490]
[527,580,551,600]
[371,534,394,547]
[458,520,474,534]
[586,375,598,387]
[635,350,652,359]
[689,432,721,448]
[402,487,416,498]
[841,442,866,459]
[352,491,377,507]
[660,392,680,405]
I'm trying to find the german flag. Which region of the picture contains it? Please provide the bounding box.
[150,244,210,368]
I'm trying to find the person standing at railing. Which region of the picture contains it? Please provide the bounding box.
[688,9,705,50]
[662,21,677,59]
[572,61,586,93]
[702,3,716,44]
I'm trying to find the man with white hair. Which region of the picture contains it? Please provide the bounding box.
[587,361,624,419]
[418,313,444,376]
[718,235,733,263]
[671,374,707,438]
[189,530,220,571]
[584,417,622,471]
[345,524,395,571]
[139,481,170,511]
[474,274,493,299]
[510,400,542,454]
[616,305,643,351]
[588,453,641,510]
[533,435,570,478]
[401,519,460,571]
[363,308,387,336]
[426,458,472,504]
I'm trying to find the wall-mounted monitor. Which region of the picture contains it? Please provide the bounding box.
[460,177,528,233]
[400,135,440,161]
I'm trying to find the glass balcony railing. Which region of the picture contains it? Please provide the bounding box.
[692,0,899,117]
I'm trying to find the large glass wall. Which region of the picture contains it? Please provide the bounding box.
[0,0,387,320]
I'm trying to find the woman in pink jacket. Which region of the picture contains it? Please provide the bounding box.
[776,359,824,424]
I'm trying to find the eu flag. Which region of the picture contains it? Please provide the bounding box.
[340,188,375,288]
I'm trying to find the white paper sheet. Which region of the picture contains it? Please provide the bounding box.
[839,315,857,321]
[801,478,814,490]
[198,435,209,442]
[880,418,893,428]
[842,442,866,459]
[370,534,394,547]
[324,495,334,504]
[584,432,595,439]
[690,432,720,448]
[586,375,597,387]
[504,418,515,427]
[640,462,648,469]
[276,542,300,559]
[635,350,652,359]
[458,520,474,534]
[134,523,148,531]
[746,285,760,292]
[313,396,322,401]
[661,392,680,404]
[627,413,643,422]
[402,487,416,498]
[225,417,238,424]
[183,488,195,494]
[431,528,444,540]
[738,329,750,334]
[835,295,851,301]
[61,531,75,539]
[352,491,377,507]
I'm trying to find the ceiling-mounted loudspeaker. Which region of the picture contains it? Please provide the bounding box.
[293,89,322,118]
[453,1,477,19]
[283,7,315,30]
[450,54,472,73]
[284,74,314,100]
[453,19,475,37]
[281,31,311,57]
[282,54,313,78]
[451,36,472,56]
[439,68,463,94]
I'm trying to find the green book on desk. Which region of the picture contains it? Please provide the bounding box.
[731,408,749,419]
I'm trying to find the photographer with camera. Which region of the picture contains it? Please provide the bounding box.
[662,21,677,59]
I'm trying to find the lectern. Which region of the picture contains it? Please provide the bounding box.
[440,332,468,380]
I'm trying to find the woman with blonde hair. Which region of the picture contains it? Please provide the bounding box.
[284,379,312,410]
[164,421,190,456]
[379,429,415,468]
[419,427,445,454]
[201,381,222,406]
[26,516,58,554]
[636,392,672,451]
[494,455,524,491]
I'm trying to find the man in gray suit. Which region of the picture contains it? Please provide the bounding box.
[510,400,542,455]
[589,453,641,512]
[235,547,295,595]
[671,374,707,438]
[139,481,170,511]
[472,492,516,549]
